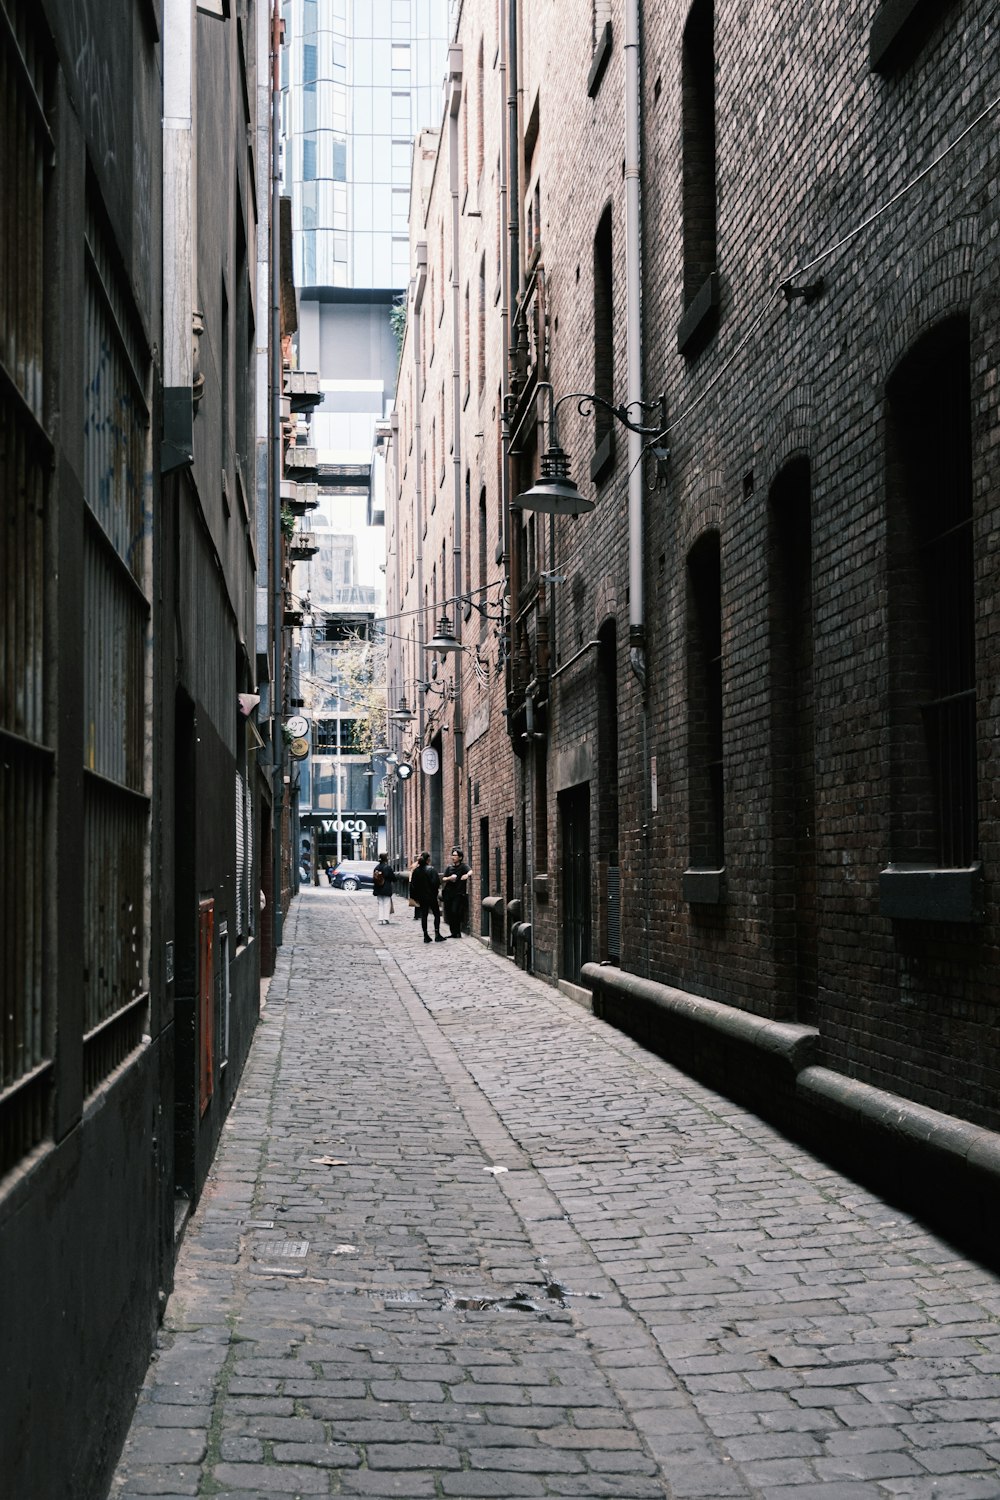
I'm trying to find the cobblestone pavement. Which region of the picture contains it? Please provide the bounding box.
[109,887,1000,1500]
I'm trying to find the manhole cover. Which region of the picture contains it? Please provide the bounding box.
[253,1239,309,1258]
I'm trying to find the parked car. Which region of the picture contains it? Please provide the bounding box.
[331,859,378,891]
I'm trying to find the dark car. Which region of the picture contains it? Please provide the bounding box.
[331,859,378,891]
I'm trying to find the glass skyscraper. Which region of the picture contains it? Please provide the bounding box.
[282,0,451,290]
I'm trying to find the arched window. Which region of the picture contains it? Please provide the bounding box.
[886,317,976,871]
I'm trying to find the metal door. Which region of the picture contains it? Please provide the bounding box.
[560,784,591,983]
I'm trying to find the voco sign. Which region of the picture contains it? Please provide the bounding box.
[318,817,374,834]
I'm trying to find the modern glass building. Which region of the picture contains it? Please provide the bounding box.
[282,0,451,291]
[281,1,450,862]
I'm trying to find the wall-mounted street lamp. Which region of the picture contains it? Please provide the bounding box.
[425,613,464,653]
[512,384,668,516]
[390,672,456,719]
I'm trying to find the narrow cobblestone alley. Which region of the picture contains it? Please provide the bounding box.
[108,889,1000,1500]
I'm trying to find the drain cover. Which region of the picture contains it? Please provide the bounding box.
[253,1239,309,1258]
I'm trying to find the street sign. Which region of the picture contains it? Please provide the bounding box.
[421,746,439,775]
[285,715,309,738]
[289,736,310,759]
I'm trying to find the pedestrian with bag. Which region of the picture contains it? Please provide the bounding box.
[409,852,445,943]
[372,852,395,924]
[441,846,471,938]
[408,853,422,920]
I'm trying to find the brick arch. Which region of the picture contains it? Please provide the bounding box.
[678,474,725,558]
[757,385,815,487]
[874,217,978,383]
[593,573,619,633]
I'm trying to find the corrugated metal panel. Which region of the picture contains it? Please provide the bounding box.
[0,0,48,425]
[235,771,246,936]
[607,862,621,960]
[245,773,255,936]
[0,0,52,1178]
[81,195,151,1090]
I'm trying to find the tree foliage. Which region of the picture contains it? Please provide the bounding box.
[310,627,387,757]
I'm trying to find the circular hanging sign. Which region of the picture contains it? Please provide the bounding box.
[421,746,440,775]
[285,715,309,738]
[289,736,310,759]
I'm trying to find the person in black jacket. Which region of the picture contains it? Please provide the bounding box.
[372,852,395,924]
[409,852,445,942]
[441,847,471,937]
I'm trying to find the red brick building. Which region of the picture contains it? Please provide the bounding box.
[387,0,1000,1249]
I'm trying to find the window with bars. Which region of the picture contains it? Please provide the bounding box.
[886,316,977,871]
[686,532,724,874]
[81,193,152,1093]
[678,0,719,356]
[0,0,53,1180]
[592,205,615,466]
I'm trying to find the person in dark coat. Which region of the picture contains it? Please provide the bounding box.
[372,852,395,924]
[409,852,444,942]
[441,847,471,938]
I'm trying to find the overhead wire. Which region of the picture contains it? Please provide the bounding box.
[627,85,1000,483]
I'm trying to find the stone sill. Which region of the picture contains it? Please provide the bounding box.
[587,21,613,98]
[682,867,726,905]
[879,863,984,923]
[869,0,942,72]
[677,270,719,357]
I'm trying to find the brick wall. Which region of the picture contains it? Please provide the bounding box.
[389,0,1000,1134]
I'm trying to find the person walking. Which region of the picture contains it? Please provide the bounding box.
[372,852,395,924]
[441,846,471,938]
[409,852,444,943]
[408,853,422,920]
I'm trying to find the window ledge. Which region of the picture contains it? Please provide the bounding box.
[869,0,952,72]
[682,867,726,905]
[590,427,615,484]
[587,21,613,98]
[879,863,984,923]
[677,271,720,357]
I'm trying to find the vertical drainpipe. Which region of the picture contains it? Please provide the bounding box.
[271,0,284,945]
[506,0,531,938]
[624,0,650,974]
[448,47,464,845]
[413,243,428,848]
[162,0,195,458]
[498,6,510,576]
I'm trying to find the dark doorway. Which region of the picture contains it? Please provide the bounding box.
[769,459,817,1024]
[172,690,197,1200]
[479,815,489,935]
[560,784,591,983]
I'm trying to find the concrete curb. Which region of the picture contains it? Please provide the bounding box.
[581,962,820,1071]
[580,962,1000,1259]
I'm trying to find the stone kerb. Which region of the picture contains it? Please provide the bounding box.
[580,959,1000,1260]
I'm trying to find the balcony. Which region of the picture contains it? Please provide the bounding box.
[284,445,319,478]
[284,369,322,412]
[282,479,319,514]
[289,531,319,561]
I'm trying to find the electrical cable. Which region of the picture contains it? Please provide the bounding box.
[626,86,1000,483]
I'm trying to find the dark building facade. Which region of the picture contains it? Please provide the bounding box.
[0,1,272,1494]
[388,0,1000,1253]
